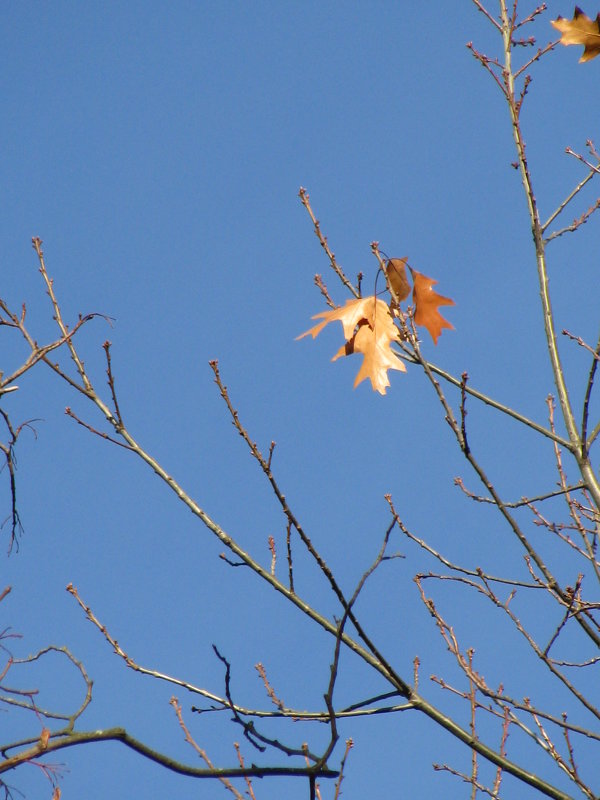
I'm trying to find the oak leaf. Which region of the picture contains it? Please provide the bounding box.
[297,296,406,394]
[385,257,411,304]
[411,269,455,345]
[551,7,600,62]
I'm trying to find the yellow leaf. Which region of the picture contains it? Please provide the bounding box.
[298,297,380,341]
[298,296,405,394]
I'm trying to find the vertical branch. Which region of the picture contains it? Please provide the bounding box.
[460,372,470,456]
[0,410,24,550]
[547,397,600,585]
[103,341,124,428]
[498,3,600,509]
[285,521,295,594]
[467,649,479,798]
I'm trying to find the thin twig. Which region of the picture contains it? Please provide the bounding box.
[64,408,134,450]
[454,476,586,509]
[103,341,124,426]
[460,372,470,456]
[298,188,360,298]
[541,170,597,233]
[580,330,600,458]
[400,353,572,450]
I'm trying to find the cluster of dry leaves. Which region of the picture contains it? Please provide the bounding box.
[298,8,598,396]
[552,7,600,61]
[298,259,454,395]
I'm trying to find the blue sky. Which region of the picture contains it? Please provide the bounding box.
[2,3,599,798]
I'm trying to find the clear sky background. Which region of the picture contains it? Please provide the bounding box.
[2,2,599,798]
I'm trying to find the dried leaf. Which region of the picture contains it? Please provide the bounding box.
[298,296,406,394]
[385,257,411,304]
[298,297,378,341]
[40,727,50,749]
[333,318,406,394]
[551,7,600,62]
[411,270,455,345]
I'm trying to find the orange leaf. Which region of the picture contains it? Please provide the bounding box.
[385,257,411,304]
[411,270,454,345]
[298,296,406,394]
[551,7,600,62]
